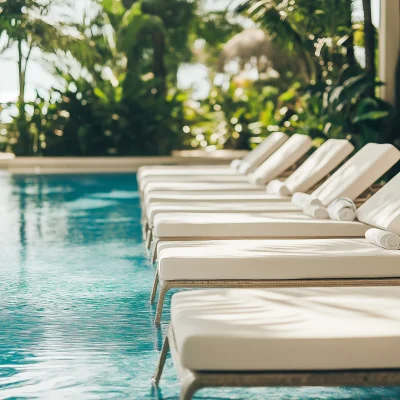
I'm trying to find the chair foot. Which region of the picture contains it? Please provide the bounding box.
[150,270,159,304]
[180,374,201,400]
[152,335,170,385]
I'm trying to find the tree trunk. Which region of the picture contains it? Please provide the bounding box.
[362,0,376,95]
[152,31,166,95]
[395,50,400,110]
[344,0,357,70]
[396,1,400,112]
[16,39,31,156]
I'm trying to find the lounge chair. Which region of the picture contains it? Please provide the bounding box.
[138,131,288,184]
[142,138,354,230]
[142,134,313,195]
[153,286,400,400]
[144,139,354,223]
[151,172,400,323]
[148,144,400,252]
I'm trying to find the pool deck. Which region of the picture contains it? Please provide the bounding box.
[0,150,248,174]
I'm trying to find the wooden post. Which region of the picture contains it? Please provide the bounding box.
[379,0,400,105]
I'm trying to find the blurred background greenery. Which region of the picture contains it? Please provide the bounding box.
[0,0,398,157]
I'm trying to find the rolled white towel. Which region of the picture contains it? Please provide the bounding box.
[230,159,242,170]
[248,173,265,186]
[291,192,322,209]
[328,197,356,221]
[303,204,329,219]
[266,180,291,196]
[365,228,400,250]
[238,161,252,174]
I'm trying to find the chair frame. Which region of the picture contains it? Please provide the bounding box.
[153,326,400,400]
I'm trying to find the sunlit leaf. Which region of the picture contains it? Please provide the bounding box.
[353,110,390,123]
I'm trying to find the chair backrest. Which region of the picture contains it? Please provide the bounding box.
[250,134,313,185]
[239,131,288,174]
[312,143,400,206]
[284,139,354,194]
[357,172,400,234]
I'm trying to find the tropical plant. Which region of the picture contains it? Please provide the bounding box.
[0,0,100,155]
[236,0,360,84]
[4,68,188,156]
[292,73,393,142]
[100,0,199,95]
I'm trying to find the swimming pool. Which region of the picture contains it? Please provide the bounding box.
[1,172,399,399]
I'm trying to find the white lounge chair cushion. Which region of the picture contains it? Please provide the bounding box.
[144,192,290,208]
[146,201,299,225]
[250,134,312,185]
[143,181,264,196]
[237,131,288,174]
[137,165,234,181]
[282,139,354,194]
[312,143,400,205]
[171,287,400,371]
[153,212,369,238]
[158,238,400,280]
[140,173,250,191]
[357,172,400,234]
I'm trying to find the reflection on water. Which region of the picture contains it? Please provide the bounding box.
[0,172,399,399]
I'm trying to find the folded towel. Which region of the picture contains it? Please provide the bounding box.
[328,197,356,221]
[303,204,329,219]
[291,192,322,209]
[365,228,400,250]
[266,180,291,196]
[230,159,242,170]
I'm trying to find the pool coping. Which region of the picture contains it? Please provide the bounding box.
[0,151,248,174]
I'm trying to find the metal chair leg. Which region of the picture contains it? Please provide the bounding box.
[150,270,159,304]
[152,335,170,385]
[142,220,148,241]
[146,229,153,250]
[151,240,158,263]
[154,283,169,325]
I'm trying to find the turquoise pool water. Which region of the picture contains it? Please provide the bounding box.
[1,172,400,400]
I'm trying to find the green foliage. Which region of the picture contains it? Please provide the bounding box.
[1,0,242,156]
[3,72,186,156]
[185,0,399,157]
[0,0,102,155]
[2,0,399,159]
[288,73,397,149]
[185,71,400,156]
[184,76,305,150]
[236,0,360,83]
